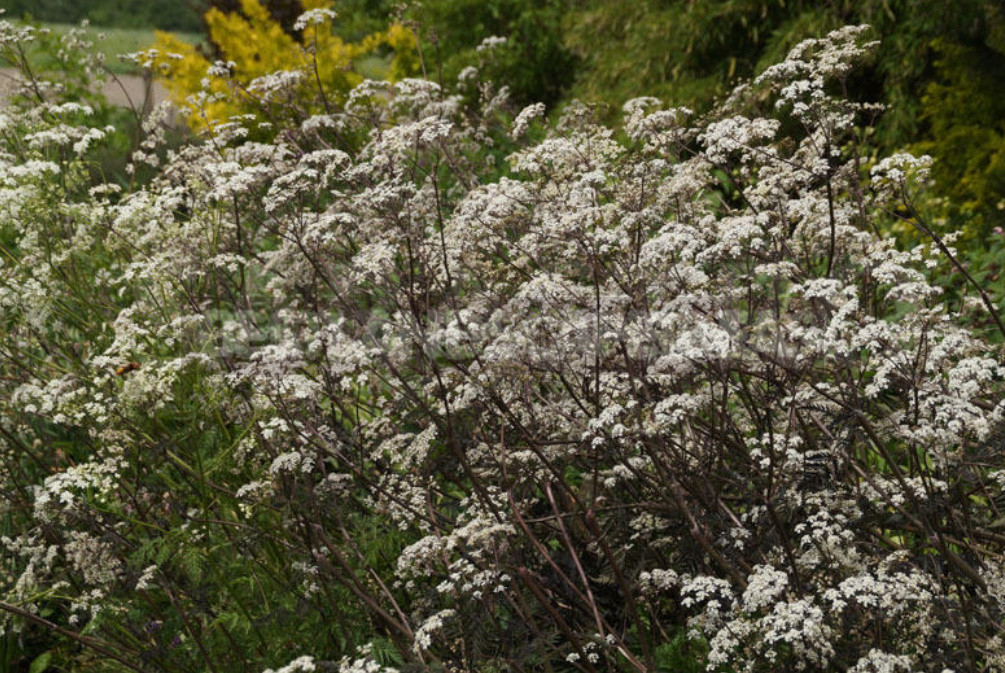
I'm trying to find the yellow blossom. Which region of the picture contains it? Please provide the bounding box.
[150,0,417,127]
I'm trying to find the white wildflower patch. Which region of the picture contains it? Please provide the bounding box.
[0,20,1002,673]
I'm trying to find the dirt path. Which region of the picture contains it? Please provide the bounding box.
[0,68,173,114]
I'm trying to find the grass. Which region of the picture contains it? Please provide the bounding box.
[19,22,202,75]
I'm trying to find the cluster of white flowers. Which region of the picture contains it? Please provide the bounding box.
[294,8,337,31]
[510,102,545,139]
[337,645,398,673]
[475,36,508,53]
[412,609,456,654]
[263,656,316,673]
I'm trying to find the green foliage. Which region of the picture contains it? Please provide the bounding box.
[27,650,51,673]
[2,0,201,32]
[654,630,706,673]
[331,0,399,40]
[564,0,813,115]
[912,39,1005,239]
[407,0,577,108]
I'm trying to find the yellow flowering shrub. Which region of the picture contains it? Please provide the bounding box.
[151,0,417,126]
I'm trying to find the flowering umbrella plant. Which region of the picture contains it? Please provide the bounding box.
[1,16,1004,673]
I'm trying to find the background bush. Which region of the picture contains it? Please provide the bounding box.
[149,0,419,128]
[1,0,202,32]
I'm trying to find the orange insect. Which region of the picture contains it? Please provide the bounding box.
[115,361,141,376]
